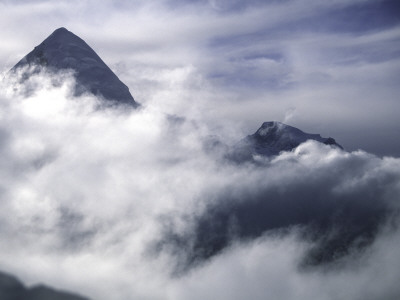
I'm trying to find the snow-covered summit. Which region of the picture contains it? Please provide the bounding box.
[254,121,340,147]
[12,27,139,107]
[230,121,342,160]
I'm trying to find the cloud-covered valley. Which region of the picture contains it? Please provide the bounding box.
[0,69,399,300]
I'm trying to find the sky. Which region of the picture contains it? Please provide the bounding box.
[0,0,400,300]
[0,0,400,156]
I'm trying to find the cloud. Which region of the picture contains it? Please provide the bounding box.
[167,225,400,300]
[0,70,399,299]
[0,1,399,299]
[156,141,400,272]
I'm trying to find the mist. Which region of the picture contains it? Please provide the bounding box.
[0,68,399,300]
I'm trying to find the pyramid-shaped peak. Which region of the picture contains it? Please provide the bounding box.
[47,27,74,39]
[53,27,69,33]
[39,27,87,50]
[11,27,139,107]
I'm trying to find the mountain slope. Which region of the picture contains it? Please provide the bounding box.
[0,271,89,300]
[11,27,139,107]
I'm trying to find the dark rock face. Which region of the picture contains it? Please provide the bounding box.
[0,272,24,300]
[229,121,343,162]
[0,271,89,300]
[12,27,139,107]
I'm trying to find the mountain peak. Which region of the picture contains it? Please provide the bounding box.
[228,121,343,161]
[46,27,77,41]
[261,121,281,127]
[53,26,69,33]
[47,27,70,37]
[257,121,295,136]
[11,27,139,107]
[255,121,317,139]
[250,121,343,156]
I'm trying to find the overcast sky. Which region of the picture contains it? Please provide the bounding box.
[0,1,400,300]
[0,0,399,156]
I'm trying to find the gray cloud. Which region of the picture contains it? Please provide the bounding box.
[166,225,400,300]
[156,142,399,272]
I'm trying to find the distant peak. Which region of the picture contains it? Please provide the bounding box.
[41,27,83,46]
[256,121,293,136]
[261,121,280,127]
[48,27,74,39]
[247,121,343,155]
[11,27,139,107]
[53,27,69,33]
[260,121,292,129]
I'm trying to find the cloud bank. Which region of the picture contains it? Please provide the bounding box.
[0,68,399,300]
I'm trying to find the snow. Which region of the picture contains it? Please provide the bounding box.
[231,121,342,160]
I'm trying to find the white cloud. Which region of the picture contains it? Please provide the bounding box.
[0,70,399,299]
[0,0,399,299]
